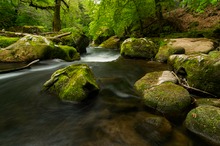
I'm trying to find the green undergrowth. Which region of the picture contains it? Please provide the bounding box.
[0,36,19,48]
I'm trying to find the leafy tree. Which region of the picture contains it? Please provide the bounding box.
[20,0,70,31]
[88,0,176,39]
[0,0,18,29]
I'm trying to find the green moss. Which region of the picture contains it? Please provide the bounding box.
[168,53,220,96]
[54,45,80,61]
[99,36,120,49]
[44,64,100,102]
[134,71,163,94]
[0,36,19,48]
[185,106,220,145]
[142,82,191,115]
[120,38,158,60]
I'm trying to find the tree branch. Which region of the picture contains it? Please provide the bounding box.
[61,0,69,8]
[22,0,54,10]
[171,71,217,98]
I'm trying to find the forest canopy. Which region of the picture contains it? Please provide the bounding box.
[0,0,219,39]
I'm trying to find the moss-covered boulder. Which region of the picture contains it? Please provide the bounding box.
[60,27,90,54]
[168,51,220,96]
[185,105,220,145]
[0,36,19,48]
[99,36,121,49]
[134,71,191,116]
[163,38,215,55]
[0,35,80,62]
[120,38,158,60]
[155,45,185,62]
[43,64,99,102]
[134,71,178,93]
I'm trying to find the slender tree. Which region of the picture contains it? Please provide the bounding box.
[21,0,69,31]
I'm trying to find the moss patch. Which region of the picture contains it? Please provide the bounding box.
[44,64,100,102]
[185,105,220,145]
[142,82,191,115]
[0,36,19,48]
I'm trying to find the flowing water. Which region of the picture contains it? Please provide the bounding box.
[0,47,210,146]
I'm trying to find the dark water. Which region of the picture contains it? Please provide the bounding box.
[0,47,209,146]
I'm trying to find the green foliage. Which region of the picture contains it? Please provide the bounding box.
[0,0,17,29]
[88,0,176,40]
[181,0,219,12]
[15,4,52,30]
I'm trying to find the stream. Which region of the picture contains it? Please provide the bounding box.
[0,47,209,146]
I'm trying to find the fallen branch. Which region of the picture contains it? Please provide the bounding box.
[0,30,29,37]
[0,59,39,74]
[171,71,217,98]
[47,32,72,41]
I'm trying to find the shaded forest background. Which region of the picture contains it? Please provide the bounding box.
[0,0,220,41]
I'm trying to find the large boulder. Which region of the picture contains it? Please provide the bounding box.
[168,51,220,96]
[99,36,121,49]
[163,38,215,54]
[134,71,191,117]
[120,38,158,60]
[0,35,80,62]
[185,105,220,145]
[155,38,215,62]
[43,64,100,102]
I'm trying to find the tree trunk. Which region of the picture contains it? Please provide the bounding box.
[155,0,163,20]
[53,0,61,32]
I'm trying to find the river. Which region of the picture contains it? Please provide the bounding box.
[0,47,209,146]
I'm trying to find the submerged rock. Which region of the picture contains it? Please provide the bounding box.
[43,64,99,102]
[168,51,220,96]
[134,71,191,116]
[120,38,158,60]
[185,105,220,145]
[135,113,172,144]
[0,35,80,62]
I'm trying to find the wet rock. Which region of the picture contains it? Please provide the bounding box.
[185,105,220,145]
[135,113,172,144]
[61,33,90,54]
[43,64,99,102]
[168,51,220,96]
[120,38,158,60]
[0,35,80,62]
[134,71,191,116]
[99,36,121,49]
